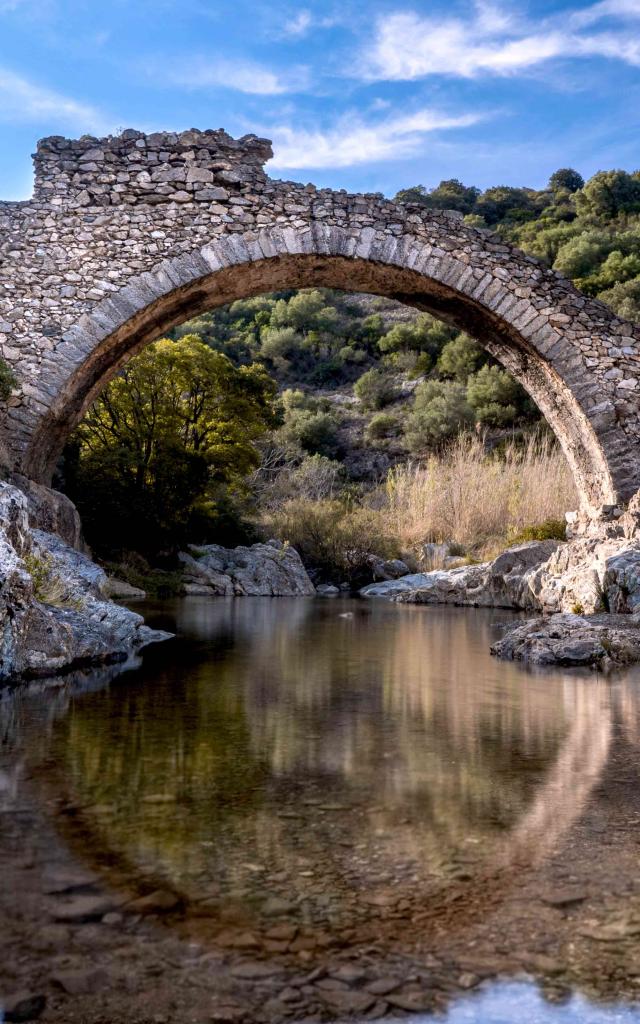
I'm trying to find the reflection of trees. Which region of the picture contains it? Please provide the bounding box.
[28,600,586,913]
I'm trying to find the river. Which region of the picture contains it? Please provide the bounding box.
[2,597,640,1023]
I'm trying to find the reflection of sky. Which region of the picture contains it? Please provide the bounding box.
[428,983,640,1024]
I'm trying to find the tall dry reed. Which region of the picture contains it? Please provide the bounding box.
[383,432,577,557]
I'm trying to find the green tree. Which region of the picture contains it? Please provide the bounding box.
[548,168,584,194]
[65,336,278,555]
[576,171,640,221]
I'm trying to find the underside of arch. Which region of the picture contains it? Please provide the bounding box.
[21,251,618,513]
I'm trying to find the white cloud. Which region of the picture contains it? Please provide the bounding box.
[281,9,313,37]
[360,1,640,81]
[267,107,484,169]
[167,58,309,95]
[0,67,111,132]
[277,8,340,39]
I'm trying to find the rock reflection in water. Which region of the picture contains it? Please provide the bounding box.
[21,598,612,940]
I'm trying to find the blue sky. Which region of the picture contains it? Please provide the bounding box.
[0,0,639,201]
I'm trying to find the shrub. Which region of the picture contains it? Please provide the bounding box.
[466,365,523,427]
[289,454,345,501]
[365,412,400,441]
[354,368,397,410]
[280,408,340,458]
[263,498,400,586]
[0,359,16,402]
[437,334,483,383]
[405,380,474,450]
[511,518,566,542]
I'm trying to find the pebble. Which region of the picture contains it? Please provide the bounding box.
[51,895,115,923]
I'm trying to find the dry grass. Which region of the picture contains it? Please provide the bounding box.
[383,432,577,559]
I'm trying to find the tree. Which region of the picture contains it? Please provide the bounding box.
[395,180,480,215]
[576,171,640,221]
[65,335,278,555]
[548,168,584,194]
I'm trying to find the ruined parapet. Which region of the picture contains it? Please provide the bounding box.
[32,129,273,208]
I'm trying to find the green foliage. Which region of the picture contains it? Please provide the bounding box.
[437,334,483,382]
[64,335,278,556]
[0,358,16,402]
[575,170,640,221]
[548,168,584,194]
[365,412,400,441]
[354,368,397,410]
[405,380,474,451]
[264,498,400,586]
[466,365,524,427]
[279,408,340,458]
[511,518,567,542]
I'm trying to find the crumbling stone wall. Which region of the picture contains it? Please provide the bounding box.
[1,128,640,511]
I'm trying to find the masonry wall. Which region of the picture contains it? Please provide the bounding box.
[1,128,640,510]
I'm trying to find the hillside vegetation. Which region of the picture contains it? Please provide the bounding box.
[62,165,640,582]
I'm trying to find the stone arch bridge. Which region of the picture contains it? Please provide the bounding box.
[1,128,639,513]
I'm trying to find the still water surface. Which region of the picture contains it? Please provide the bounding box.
[4,597,640,1022]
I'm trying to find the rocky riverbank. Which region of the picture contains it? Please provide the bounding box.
[361,495,640,666]
[0,482,170,683]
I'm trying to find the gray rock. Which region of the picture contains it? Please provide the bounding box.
[51,968,108,995]
[102,577,146,600]
[179,540,315,597]
[491,613,640,666]
[0,483,171,682]
[316,584,340,597]
[2,991,46,1022]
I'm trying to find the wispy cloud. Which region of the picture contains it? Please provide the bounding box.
[166,57,310,95]
[278,8,340,39]
[0,67,111,132]
[267,107,485,169]
[360,0,640,81]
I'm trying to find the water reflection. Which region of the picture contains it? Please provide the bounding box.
[11,598,618,939]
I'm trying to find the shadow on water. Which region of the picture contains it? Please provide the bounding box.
[3,597,640,1022]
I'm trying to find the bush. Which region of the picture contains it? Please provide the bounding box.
[405,380,474,451]
[0,359,16,402]
[511,519,566,542]
[280,408,340,458]
[466,365,523,427]
[365,412,400,441]
[437,334,483,383]
[354,368,397,410]
[263,498,400,586]
[289,454,345,501]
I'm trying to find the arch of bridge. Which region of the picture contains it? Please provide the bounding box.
[1,128,639,511]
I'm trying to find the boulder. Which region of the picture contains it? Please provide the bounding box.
[361,541,561,608]
[0,482,171,682]
[491,613,640,667]
[102,577,146,600]
[179,540,315,597]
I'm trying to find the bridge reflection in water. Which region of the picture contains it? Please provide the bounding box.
[2,598,640,1021]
